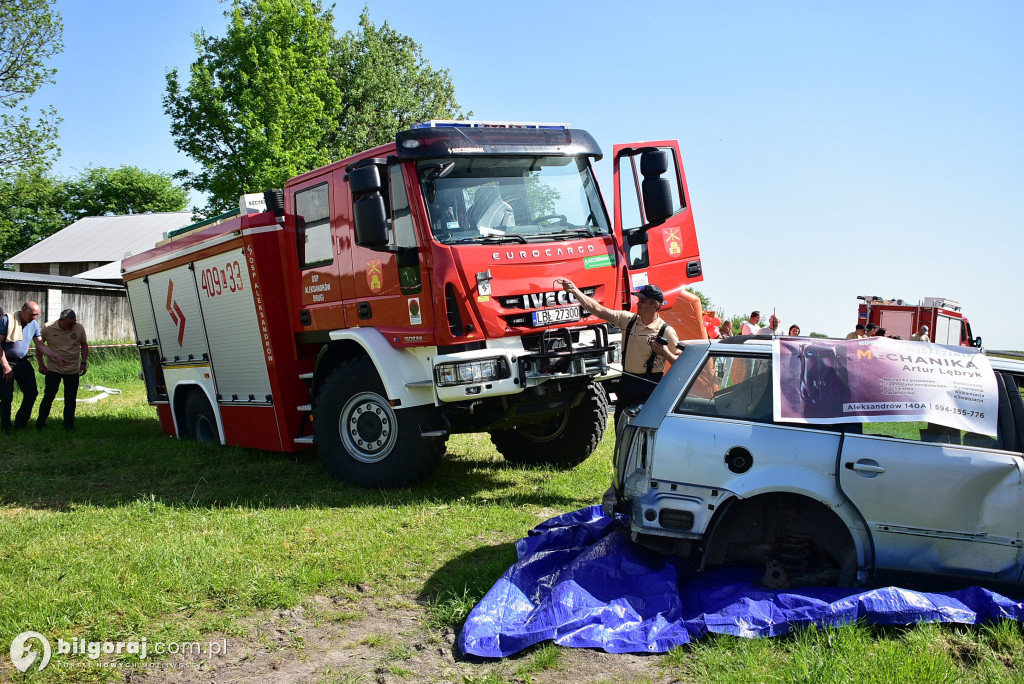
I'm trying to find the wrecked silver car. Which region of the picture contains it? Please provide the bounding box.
[609,337,1024,589]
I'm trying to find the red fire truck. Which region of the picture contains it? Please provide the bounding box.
[122,121,703,487]
[856,295,981,347]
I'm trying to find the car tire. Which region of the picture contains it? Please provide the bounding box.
[491,381,608,467]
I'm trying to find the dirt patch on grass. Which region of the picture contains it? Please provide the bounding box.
[132,592,677,683]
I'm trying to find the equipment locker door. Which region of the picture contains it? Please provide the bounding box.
[194,249,273,404]
[147,264,210,364]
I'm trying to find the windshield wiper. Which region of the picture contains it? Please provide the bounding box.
[532,228,595,241]
[453,234,528,245]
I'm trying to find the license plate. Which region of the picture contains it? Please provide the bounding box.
[532,306,581,326]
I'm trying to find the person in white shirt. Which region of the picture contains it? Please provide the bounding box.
[740,311,761,335]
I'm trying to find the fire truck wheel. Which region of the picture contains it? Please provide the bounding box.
[491,382,608,467]
[314,360,443,487]
[184,391,218,444]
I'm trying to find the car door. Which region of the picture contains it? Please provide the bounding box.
[837,376,1024,582]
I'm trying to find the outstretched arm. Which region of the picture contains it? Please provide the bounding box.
[558,279,616,322]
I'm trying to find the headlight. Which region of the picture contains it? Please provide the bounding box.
[434,357,511,387]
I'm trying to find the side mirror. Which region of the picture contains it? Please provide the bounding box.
[347,166,389,248]
[353,194,388,247]
[973,336,983,348]
[640,150,673,225]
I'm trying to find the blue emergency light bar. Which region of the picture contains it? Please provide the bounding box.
[412,120,570,130]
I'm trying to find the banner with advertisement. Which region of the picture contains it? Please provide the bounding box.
[772,337,998,436]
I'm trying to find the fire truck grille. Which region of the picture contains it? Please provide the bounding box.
[496,287,596,311]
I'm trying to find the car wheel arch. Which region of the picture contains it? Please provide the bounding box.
[701,491,870,586]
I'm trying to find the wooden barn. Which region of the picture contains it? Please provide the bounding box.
[0,271,132,340]
[2,212,191,341]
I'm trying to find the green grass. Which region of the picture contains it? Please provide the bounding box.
[1,349,1023,682]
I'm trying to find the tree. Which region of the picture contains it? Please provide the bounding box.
[0,0,63,174]
[0,166,188,266]
[164,0,344,214]
[0,164,66,264]
[327,8,467,157]
[164,2,469,214]
[66,166,188,217]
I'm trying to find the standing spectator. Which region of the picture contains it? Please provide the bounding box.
[760,315,781,336]
[558,279,679,427]
[1,302,67,433]
[866,323,879,336]
[788,324,801,336]
[740,311,761,335]
[910,325,930,342]
[36,309,89,432]
[718,320,733,339]
[846,324,866,339]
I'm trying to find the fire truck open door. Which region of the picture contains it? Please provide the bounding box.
[613,140,705,339]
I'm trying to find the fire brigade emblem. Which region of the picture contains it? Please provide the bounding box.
[366,259,383,293]
[663,227,682,257]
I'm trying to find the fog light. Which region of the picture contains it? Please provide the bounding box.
[435,357,510,387]
[658,509,694,531]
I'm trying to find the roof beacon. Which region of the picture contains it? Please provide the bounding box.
[412,120,569,130]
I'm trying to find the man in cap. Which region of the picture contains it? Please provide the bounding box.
[558,279,680,427]
[866,323,880,336]
[910,325,930,342]
[36,309,88,431]
[1,301,68,433]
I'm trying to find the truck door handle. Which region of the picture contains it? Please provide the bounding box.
[845,459,886,475]
[358,302,372,320]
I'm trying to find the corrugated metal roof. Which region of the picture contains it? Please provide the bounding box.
[4,212,192,265]
[75,261,123,281]
[0,270,124,290]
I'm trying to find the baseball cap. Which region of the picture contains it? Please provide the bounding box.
[60,308,77,320]
[866,323,878,330]
[631,284,664,304]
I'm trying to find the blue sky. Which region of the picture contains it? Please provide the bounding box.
[40,0,1023,349]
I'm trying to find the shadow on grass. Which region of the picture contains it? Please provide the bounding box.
[0,414,596,512]
[418,540,518,630]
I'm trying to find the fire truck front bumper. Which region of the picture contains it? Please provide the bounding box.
[433,325,616,403]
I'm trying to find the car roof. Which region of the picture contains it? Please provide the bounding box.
[692,337,1024,373]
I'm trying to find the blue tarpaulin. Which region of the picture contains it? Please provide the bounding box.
[459,506,1024,658]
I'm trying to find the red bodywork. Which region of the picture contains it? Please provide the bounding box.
[857,297,978,347]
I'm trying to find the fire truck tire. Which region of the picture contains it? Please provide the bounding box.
[491,382,608,467]
[314,360,443,488]
[184,391,218,445]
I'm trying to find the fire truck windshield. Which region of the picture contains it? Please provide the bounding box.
[418,156,610,245]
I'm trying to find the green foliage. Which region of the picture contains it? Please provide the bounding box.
[0,163,66,264]
[0,165,187,264]
[0,0,63,174]
[164,2,468,214]
[65,165,188,216]
[164,0,345,214]
[327,7,467,157]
